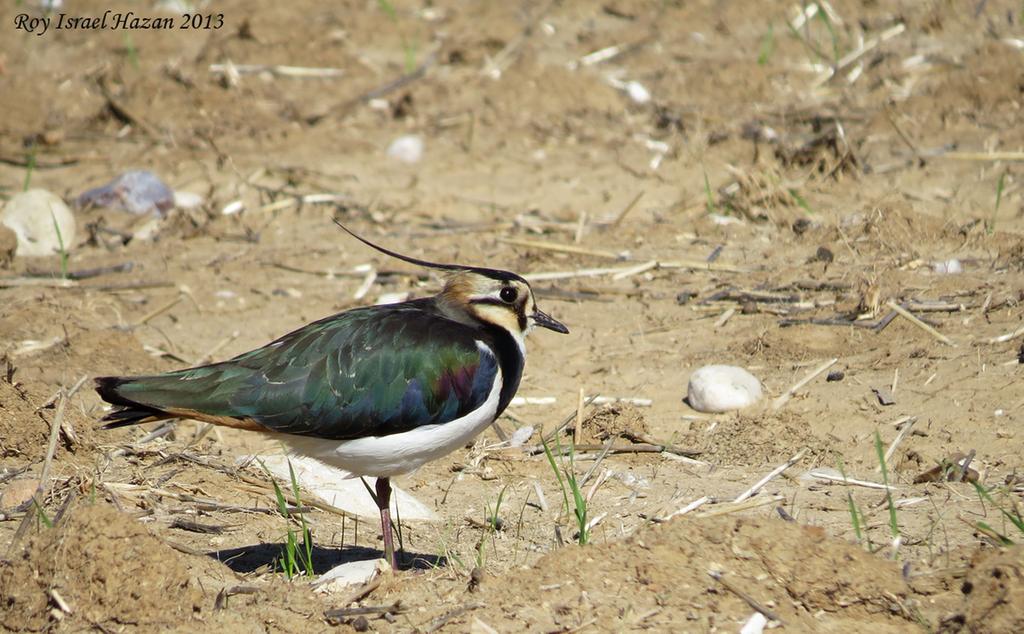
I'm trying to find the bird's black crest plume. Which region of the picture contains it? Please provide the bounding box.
[332,219,525,283]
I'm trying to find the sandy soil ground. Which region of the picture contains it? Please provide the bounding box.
[3,0,1024,631]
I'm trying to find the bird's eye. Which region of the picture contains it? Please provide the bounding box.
[499,287,518,303]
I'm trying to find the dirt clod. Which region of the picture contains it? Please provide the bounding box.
[0,503,198,631]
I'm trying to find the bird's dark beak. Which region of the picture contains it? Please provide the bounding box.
[531,309,569,334]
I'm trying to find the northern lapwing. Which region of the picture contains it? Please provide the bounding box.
[95,222,568,569]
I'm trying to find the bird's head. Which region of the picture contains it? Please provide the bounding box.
[439,269,568,337]
[335,220,568,339]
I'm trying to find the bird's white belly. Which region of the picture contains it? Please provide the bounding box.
[283,367,503,477]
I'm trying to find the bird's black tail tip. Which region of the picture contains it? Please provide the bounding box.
[94,376,167,429]
[95,375,125,400]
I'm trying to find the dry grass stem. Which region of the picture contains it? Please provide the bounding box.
[194,331,239,366]
[989,324,1024,344]
[134,294,184,327]
[814,23,906,85]
[479,0,555,79]
[573,211,587,244]
[714,307,736,329]
[771,358,838,410]
[658,259,751,274]
[509,396,557,406]
[733,449,807,502]
[0,277,78,288]
[37,389,68,497]
[580,440,613,487]
[611,260,658,281]
[887,301,955,346]
[573,388,585,445]
[591,396,652,407]
[499,237,622,260]
[694,495,784,518]
[609,191,645,227]
[708,570,782,624]
[942,151,1024,162]
[807,469,897,490]
[876,417,917,472]
[660,495,713,522]
[208,63,346,78]
[353,267,378,301]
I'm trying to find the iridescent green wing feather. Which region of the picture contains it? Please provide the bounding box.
[98,299,499,439]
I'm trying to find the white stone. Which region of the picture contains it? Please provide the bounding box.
[509,425,535,447]
[173,190,204,209]
[314,559,387,594]
[0,189,76,257]
[221,200,244,215]
[740,612,768,634]
[251,454,438,521]
[709,213,742,226]
[932,259,962,274]
[625,81,651,104]
[686,365,763,413]
[386,135,424,163]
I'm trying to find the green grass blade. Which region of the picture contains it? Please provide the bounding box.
[703,170,717,215]
[988,170,1006,234]
[972,481,1024,536]
[376,0,397,20]
[838,460,864,544]
[813,2,840,64]
[257,459,290,519]
[975,520,1015,546]
[874,431,900,538]
[22,144,36,191]
[33,497,53,528]
[786,17,827,65]
[123,33,139,69]
[757,23,775,65]
[541,435,571,514]
[257,458,308,579]
[788,188,814,214]
[50,208,68,280]
[845,491,862,542]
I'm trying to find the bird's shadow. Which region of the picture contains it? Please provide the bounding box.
[209,543,445,575]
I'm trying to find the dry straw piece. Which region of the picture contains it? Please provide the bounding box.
[771,358,838,411]
[886,301,955,346]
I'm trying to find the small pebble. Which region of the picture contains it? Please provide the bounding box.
[686,365,763,413]
[221,200,244,216]
[826,369,844,382]
[709,213,742,226]
[932,259,962,274]
[624,80,651,104]
[676,290,697,305]
[173,191,204,209]
[740,612,767,634]
[872,387,896,406]
[509,425,534,448]
[77,170,174,216]
[386,135,424,163]
[792,218,812,235]
[0,189,77,257]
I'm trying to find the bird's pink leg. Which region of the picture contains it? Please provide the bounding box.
[375,477,397,570]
